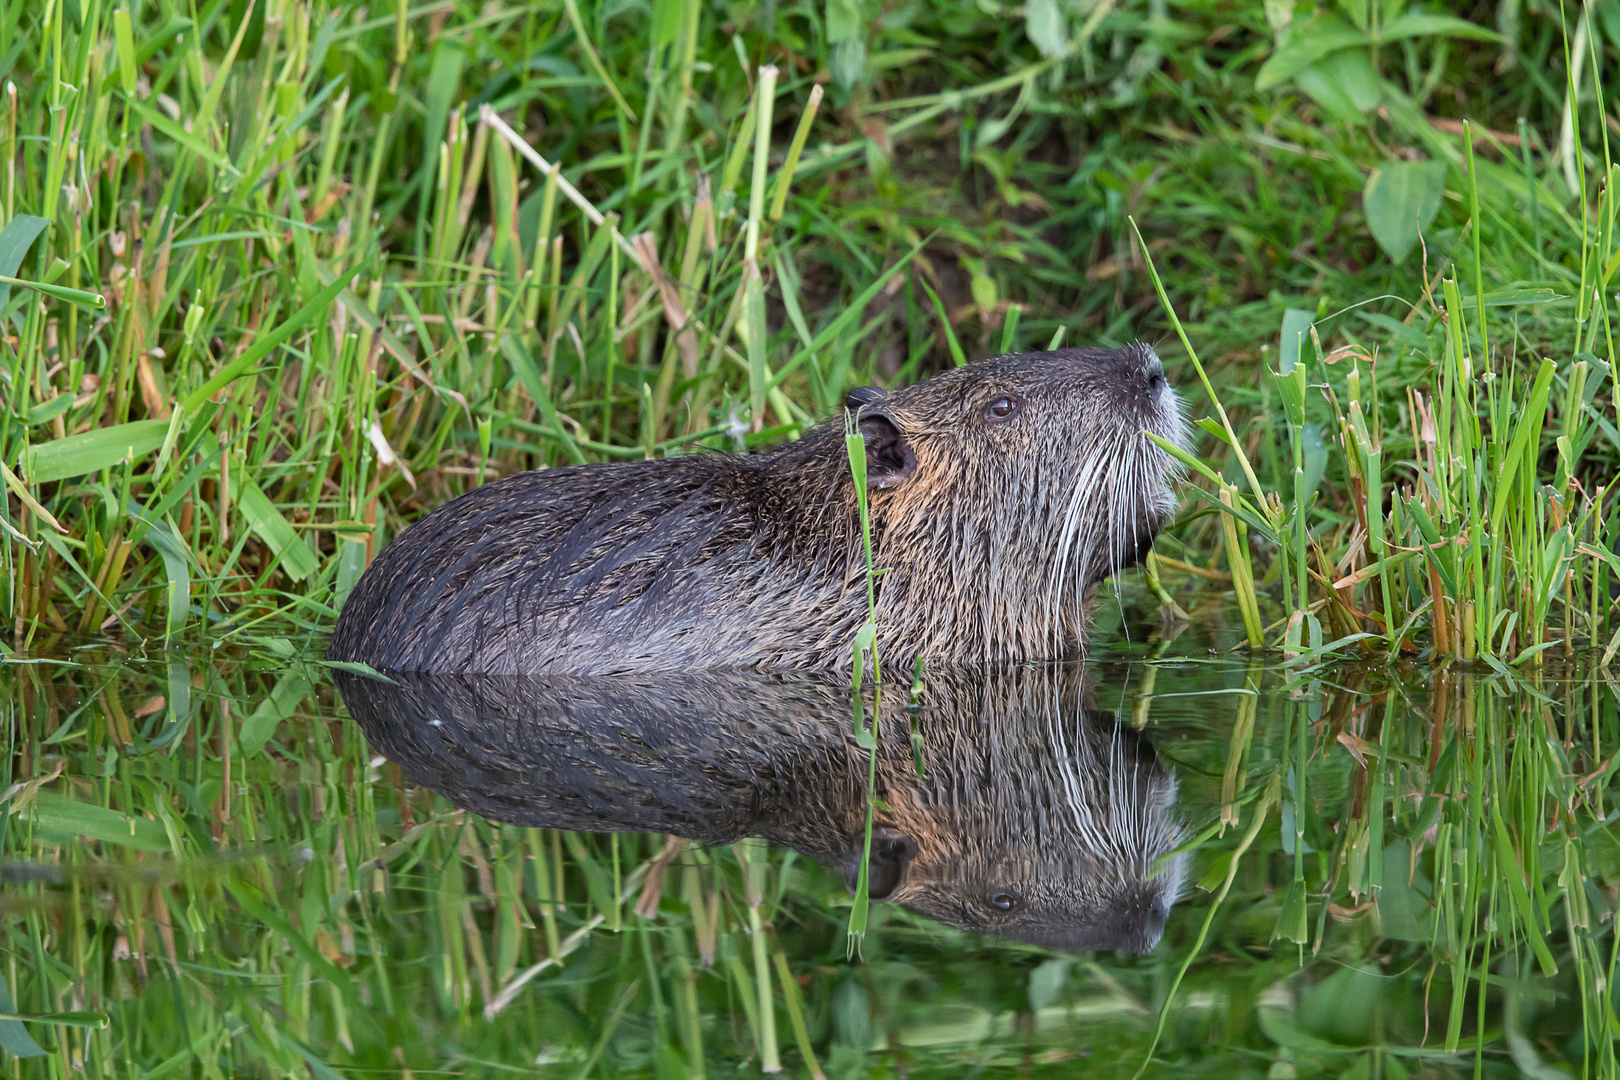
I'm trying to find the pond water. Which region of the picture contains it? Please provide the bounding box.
[1,603,1616,1078]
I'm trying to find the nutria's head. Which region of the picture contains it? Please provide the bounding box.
[811,344,1185,662]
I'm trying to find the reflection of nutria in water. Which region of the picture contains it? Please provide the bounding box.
[328,346,1184,676]
[336,664,1185,953]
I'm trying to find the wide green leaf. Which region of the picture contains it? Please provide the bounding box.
[112,7,137,93]
[25,393,74,427]
[1461,286,1567,307]
[0,976,45,1059]
[1256,15,1367,90]
[421,42,467,192]
[826,0,863,42]
[1488,357,1558,531]
[22,419,170,483]
[649,0,684,50]
[1277,308,1314,374]
[1377,14,1500,43]
[0,1011,109,1029]
[1294,48,1380,123]
[1271,877,1308,943]
[237,672,313,756]
[28,791,172,852]
[235,478,322,582]
[226,0,266,61]
[1025,0,1066,58]
[0,273,105,309]
[142,517,194,639]
[1363,160,1447,262]
[0,214,49,310]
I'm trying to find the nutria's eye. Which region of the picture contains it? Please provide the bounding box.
[984,396,1021,423]
[988,891,1021,912]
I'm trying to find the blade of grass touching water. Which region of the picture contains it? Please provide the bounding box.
[844,407,884,956]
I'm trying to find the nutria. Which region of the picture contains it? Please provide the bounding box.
[328,345,1183,675]
[335,663,1185,952]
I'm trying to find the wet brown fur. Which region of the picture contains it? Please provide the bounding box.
[328,344,1183,675]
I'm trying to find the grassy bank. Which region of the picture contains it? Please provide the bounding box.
[0,0,1615,659]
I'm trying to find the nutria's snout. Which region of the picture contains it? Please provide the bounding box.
[1139,349,1178,428]
[329,342,1186,676]
[1102,340,1170,409]
[1144,352,1168,393]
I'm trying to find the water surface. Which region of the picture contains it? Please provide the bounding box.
[1,617,1615,1077]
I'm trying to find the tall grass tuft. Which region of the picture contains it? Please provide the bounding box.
[1141,91,1620,663]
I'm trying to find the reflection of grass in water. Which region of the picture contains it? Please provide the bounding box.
[1,647,1615,1077]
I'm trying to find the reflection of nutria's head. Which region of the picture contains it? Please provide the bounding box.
[863,668,1184,953]
[328,345,1184,676]
[336,663,1184,953]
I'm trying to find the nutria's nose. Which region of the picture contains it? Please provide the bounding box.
[1144,353,1167,394]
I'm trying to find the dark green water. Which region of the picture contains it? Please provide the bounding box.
[1,606,1616,1078]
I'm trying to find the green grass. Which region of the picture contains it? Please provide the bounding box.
[0,0,1611,652]
[0,0,1612,665]
[1119,8,1620,663]
[2,0,1620,1076]
[1147,110,1620,662]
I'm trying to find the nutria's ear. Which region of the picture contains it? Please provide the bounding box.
[856,410,916,491]
[845,828,919,901]
[844,385,886,409]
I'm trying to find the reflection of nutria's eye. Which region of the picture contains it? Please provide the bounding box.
[984,395,1021,423]
[988,891,1022,912]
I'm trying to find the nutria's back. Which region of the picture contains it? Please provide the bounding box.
[328,345,1183,675]
[329,452,808,674]
[336,663,1185,952]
